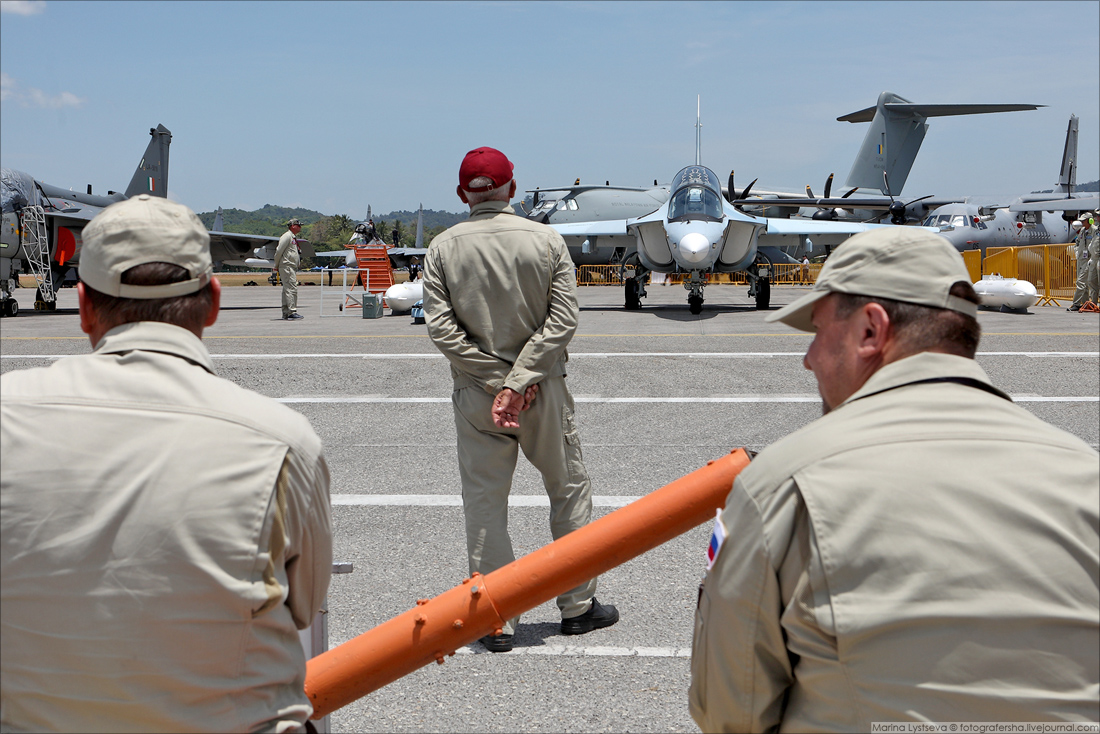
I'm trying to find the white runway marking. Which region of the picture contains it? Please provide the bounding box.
[6,351,1096,360]
[332,494,640,507]
[454,644,691,657]
[282,395,1098,404]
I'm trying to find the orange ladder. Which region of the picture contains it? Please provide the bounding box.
[352,246,395,295]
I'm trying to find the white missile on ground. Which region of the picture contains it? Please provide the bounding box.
[384,281,423,313]
[973,275,1039,312]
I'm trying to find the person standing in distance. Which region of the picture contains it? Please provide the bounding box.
[689,228,1098,731]
[1084,212,1099,309]
[276,218,304,319]
[1,195,333,732]
[1068,218,1089,311]
[422,147,619,654]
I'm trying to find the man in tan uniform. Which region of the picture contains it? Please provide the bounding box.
[1,196,332,732]
[423,147,618,653]
[689,228,1099,731]
[276,218,303,319]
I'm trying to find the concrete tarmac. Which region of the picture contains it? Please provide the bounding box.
[2,279,1098,733]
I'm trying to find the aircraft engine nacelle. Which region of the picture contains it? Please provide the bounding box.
[630,220,674,271]
[717,219,762,272]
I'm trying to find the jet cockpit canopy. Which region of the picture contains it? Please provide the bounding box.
[668,166,724,223]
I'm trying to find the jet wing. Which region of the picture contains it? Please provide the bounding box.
[762,218,939,235]
[208,230,316,264]
[1009,196,1099,213]
[549,219,630,238]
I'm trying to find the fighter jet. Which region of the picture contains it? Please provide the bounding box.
[920,115,1097,254]
[548,99,938,314]
[0,124,313,317]
[521,92,1041,267]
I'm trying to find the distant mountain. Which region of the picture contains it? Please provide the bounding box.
[1031,179,1099,194]
[196,205,467,238]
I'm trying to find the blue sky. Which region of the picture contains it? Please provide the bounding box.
[2,0,1097,217]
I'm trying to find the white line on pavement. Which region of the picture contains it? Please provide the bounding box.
[453,644,691,657]
[331,494,640,507]
[282,395,1098,404]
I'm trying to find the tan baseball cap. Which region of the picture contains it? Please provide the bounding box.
[766,227,977,332]
[79,195,212,299]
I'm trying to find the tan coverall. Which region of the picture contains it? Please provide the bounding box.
[1072,226,1090,307]
[275,228,300,317]
[423,200,595,635]
[1,321,333,732]
[1087,222,1099,303]
[690,352,1099,732]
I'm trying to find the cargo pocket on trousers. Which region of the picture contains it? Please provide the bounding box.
[561,405,588,484]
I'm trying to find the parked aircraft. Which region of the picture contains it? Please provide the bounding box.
[548,100,938,314]
[314,203,428,270]
[729,91,1043,224]
[0,124,312,317]
[522,91,1040,266]
[921,115,1098,253]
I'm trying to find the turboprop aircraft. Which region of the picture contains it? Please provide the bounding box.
[521,91,1040,266]
[0,124,313,317]
[920,115,1098,254]
[728,91,1043,225]
[548,99,938,314]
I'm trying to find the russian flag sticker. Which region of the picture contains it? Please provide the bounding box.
[706,508,727,570]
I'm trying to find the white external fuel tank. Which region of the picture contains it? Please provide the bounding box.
[384,281,423,312]
[973,275,1039,312]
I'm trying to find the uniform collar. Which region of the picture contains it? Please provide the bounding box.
[93,321,216,374]
[841,351,1010,408]
[468,200,515,219]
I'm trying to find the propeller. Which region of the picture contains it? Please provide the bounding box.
[878,171,934,224]
[807,173,859,220]
[727,170,758,204]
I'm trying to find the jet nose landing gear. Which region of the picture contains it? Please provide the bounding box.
[688,294,704,314]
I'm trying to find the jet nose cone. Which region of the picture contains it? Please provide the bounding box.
[677,232,711,263]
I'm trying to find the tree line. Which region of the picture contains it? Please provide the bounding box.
[196,205,468,252]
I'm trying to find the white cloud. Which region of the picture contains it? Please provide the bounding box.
[0,1,46,16]
[1,72,85,109]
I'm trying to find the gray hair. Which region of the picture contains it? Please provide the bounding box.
[463,176,512,205]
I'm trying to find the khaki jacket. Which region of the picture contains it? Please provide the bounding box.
[1,322,332,733]
[690,352,1099,732]
[423,200,577,394]
[275,229,300,270]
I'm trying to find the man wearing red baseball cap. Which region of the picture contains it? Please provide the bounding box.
[423,147,619,653]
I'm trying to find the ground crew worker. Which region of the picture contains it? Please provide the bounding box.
[1085,212,1099,308]
[1069,218,1089,310]
[0,195,333,732]
[276,217,303,319]
[423,147,619,654]
[689,227,1099,732]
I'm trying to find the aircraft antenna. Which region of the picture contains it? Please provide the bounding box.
[695,95,701,166]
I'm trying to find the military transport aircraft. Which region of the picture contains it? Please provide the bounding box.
[914,115,1097,254]
[520,91,1042,269]
[546,100,939,314]
[0,124,313,317]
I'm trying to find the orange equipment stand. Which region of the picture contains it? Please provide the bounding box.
[352,246,395,295]
[304,448,752,719]
[1081,300,1099,313]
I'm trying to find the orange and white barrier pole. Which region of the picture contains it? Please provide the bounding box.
[304,448,752,719]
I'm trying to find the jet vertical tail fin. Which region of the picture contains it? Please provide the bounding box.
[1056,114,1078,194]
[841,92,1042,195]
[124,124,172,199]
[213,207,224,232]
[415,203,424,248]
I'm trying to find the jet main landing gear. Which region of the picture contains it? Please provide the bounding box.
[622,259,648,310]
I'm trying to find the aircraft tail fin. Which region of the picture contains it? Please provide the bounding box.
[415,203,424,248]
[1056,115,1078,194]
[694,95,701,166]
[213,207,224,232]
[841,92,1042,195]
[124,124,172,199]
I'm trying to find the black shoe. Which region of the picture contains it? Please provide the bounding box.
[561,597,619,635]
[479,633,514,653]
[1069,305,1081,311]
[284,312,304,320]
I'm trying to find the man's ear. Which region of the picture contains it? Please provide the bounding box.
[456,185,469,204]
[77,282,96,336]
[203,277,222,330]
[508,180,517,199]
[856,302,891,359]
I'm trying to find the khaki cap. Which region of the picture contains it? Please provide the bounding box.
[766,227,977,332]
[79,195,212,299]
